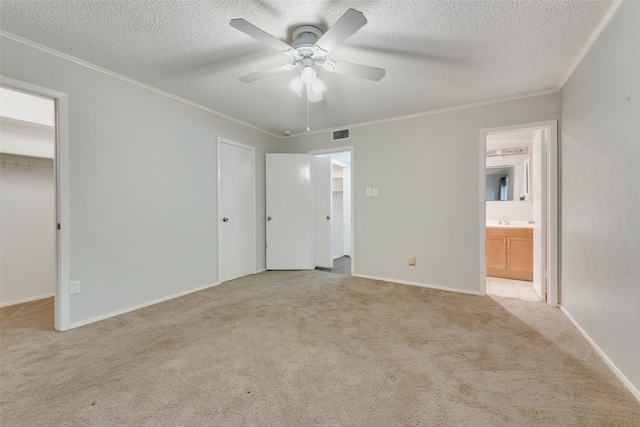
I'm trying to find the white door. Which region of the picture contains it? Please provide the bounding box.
[266,153,313,270]
[313,156,333,268]
[218,139,254,282]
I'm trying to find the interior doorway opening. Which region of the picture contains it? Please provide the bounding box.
[0,86,56,314]
[310,148,353,276]
[480,121,558,305]
[1,76,70,330]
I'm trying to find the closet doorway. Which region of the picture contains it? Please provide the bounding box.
[1,86,55,312]
[0,77,70,330]
[310,148,353,276]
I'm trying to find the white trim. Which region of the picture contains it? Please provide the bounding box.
[68,282,220,329]
[0,293,55,308]
[217,138,257,282]
[479,120,558,306]
[546,121,558,306]
[0,76,71,331]
[308,146,355,275]
[0,31,280,139]
[353,274,483,296]
[557,0,624,90]
[253,269,266,275]
[560,306,640,402]
[478,131,488,296]
[289,89,558,138]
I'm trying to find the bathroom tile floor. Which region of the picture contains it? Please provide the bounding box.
[486,276,541,301]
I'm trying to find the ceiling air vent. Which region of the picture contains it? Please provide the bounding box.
[332,128,350,142]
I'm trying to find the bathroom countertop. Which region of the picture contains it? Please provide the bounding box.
[486,221,534,228]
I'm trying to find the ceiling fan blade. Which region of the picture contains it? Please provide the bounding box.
[230,18,293,53]
[327,61,386,81]
[239,65,290,83]
[315,9,367,54]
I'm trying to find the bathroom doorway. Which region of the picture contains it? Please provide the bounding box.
[479,121,558,305]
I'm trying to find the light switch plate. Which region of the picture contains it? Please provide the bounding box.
[366,187,372,196]
[372,188,378,197]
[70,281,80,294]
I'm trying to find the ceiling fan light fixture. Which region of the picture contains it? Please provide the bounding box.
[307,85,323,102]
[288,75,304,94]
[300,66,317,84]
[310,77,326,94]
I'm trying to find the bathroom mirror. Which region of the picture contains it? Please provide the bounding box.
[486,166,515,201]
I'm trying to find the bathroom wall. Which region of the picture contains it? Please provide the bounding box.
[486,201,534,222]
[486,137,534,222]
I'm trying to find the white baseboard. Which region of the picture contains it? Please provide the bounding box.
[560,306,640,402]
[68,282,220,330]
[352,274,483,296]
[253,269,266,274]
[0,293,55,308]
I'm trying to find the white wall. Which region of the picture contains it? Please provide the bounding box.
[559,0,640,397]
[1,35,280,326]
[0,154,55,306]
[285,93,559,293]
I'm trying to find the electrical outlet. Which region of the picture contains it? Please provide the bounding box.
[70,281,80,295]
[408,257,416,266]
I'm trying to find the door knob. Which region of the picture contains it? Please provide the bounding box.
[326,215,331,220]
[267,216,272,221]
[222,217,229,222]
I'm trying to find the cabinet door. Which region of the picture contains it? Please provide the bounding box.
[508,236,533,280]
[486,236,507,275]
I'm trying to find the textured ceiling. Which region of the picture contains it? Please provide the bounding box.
[0,1,614,136]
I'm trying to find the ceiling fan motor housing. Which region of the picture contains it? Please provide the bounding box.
[291,25,323,49]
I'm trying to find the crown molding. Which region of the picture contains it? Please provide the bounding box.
[285,88,559,139]
[557,0,624,90]
[0,31,280,138]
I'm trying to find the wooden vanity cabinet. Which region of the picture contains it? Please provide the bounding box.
[486,227,533,281]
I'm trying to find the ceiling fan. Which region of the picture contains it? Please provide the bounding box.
[230,8,385,102]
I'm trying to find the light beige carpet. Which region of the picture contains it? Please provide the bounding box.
[1,270,638,426]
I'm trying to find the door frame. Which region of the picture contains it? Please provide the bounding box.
[217,137,256,282]
[308,146,355,275]
[1,75,71,330]
[479,121,558,305]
